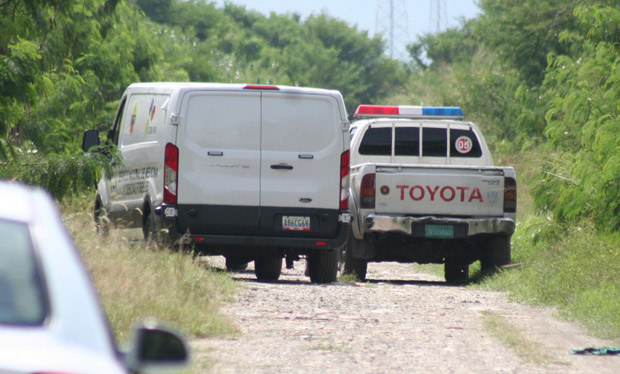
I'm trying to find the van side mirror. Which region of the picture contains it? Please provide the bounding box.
[124,324,189,372]
[82,129,100,152]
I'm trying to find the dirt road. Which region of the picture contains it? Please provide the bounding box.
[194,258,619,374]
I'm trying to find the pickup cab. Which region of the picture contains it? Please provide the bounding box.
[345,105,517,282]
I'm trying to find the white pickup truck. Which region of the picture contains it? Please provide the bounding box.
[344,105,517,282]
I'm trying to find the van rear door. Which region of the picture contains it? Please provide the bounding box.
[176,91,261,235]
[259,92,343,238]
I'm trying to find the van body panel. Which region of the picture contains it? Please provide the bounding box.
[109,93,170,226]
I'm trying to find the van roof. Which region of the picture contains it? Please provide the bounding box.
[126,82,342,97]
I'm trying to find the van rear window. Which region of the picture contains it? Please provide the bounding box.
[422,128,447,157]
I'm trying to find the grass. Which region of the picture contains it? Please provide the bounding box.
[478,217,620,339]
[60,194,238,344]
[480,310,554,366]
[473,146,620,340]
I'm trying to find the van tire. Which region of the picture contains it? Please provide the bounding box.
[343,238,368,281]
[444,261,469,283]
[254,256,282,281]
[226,256,249,271]
[481,235,511,273]
[307,250,339,283]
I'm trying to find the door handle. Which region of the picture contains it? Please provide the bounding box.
[208,151,223,156]
[271,164,293,170]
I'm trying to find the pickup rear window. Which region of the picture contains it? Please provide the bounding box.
[359,126,482,158]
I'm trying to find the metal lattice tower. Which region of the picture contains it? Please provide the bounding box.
[429,0,448,33]
[375,0,410,59]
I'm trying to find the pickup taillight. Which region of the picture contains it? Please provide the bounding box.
[360,173,376,209]
[504,176,517,213]
[164,143,179,204]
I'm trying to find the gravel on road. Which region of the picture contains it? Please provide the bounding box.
[194,258,619,374]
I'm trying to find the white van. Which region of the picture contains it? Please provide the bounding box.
[82,83,351,283]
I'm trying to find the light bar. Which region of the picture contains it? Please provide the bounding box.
[353,104,464,119]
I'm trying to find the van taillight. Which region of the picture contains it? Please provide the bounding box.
[340,150,350,210]
[360,173,376,209]
[504,177,517,213]
[164,143,179,204]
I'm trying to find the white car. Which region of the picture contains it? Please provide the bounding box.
[0,181,188,374]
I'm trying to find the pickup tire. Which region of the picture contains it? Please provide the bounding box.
[254,256,282,281]
[343,236,368,281]
[307,250,339,283]
[444,261,469,283]
[481,235,511,273]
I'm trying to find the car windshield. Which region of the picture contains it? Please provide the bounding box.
[0,219,47,325]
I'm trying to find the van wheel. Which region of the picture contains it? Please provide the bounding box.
[343,238,368,281]
[481,235,511,273]
[254,256,282,281]
[307,250,339,284]
[444,261,469,283]
[225,256,249,271]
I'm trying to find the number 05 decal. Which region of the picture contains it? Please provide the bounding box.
[455,136,473,154]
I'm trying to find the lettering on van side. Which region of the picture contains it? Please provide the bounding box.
[117,167,159,183]
[124,181,148,195]
[394,185,484,203]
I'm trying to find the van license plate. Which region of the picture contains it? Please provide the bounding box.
[282,216,311,231]
[425,224,454,239]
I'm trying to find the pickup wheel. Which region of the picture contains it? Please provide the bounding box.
[254,256,282,281]
[307,250,339,284]
[481,235,511,273]
[444,261,469,283]
[342,235,368,281]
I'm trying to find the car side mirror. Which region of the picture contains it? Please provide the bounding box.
[82,129,101,152]
[124,324,189,373]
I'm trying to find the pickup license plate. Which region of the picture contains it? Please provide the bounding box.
[282,216,311,231]
[425,224,454,239]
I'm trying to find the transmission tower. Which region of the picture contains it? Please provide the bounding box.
[429,0,448,33]
[375,0,410,59]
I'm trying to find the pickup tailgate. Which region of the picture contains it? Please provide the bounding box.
[374,165,505,217]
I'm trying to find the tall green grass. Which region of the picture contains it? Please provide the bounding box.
[477,146,620,340]
[60,194,237,342]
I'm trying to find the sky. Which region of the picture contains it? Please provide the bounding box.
[214,0,481,59]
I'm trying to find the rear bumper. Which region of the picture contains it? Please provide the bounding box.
[364,214,515,237]
[187,224,349,250]
[155,204,350,250]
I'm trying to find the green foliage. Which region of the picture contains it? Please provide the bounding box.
[532,4,620,231]
[0,149,117,201]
